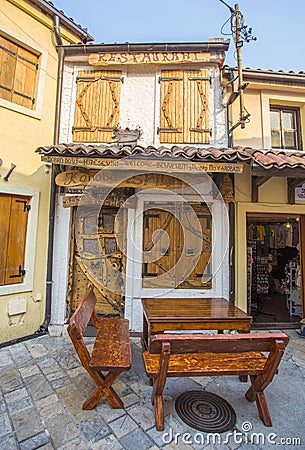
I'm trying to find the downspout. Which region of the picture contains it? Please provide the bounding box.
[223,68,236,303]
[40,16,64,331]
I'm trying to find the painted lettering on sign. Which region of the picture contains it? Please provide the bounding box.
[42,155,244,174]
[56,171,191,188]
[89,52,211,66]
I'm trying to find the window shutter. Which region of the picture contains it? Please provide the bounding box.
[0,194,11,285]
[0,194,30,286]
[159,70,183,143]
[73,70,122,143]
[13,46,38,109]
[0,36,17,103]
[185,69,210,143]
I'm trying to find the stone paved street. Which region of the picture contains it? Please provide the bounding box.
[0,329,304,450]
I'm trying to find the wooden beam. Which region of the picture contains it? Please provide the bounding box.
[252,176,270,202]
[253,166,305,178]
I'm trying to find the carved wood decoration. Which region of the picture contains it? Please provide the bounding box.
[70,206,127,315]
[142,202,212,289]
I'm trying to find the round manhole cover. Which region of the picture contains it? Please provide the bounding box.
[175,390,236,432]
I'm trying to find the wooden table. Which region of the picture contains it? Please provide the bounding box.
[142,297,252,349]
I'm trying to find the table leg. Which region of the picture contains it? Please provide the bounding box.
[142,314,148,350]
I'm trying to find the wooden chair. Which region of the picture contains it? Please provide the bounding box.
[67,287,131,409]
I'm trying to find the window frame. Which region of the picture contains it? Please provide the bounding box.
[270,105,302,150]
[0,185,39,296]
[0,27,47,119]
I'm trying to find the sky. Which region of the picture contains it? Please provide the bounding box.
[54,0,305,73]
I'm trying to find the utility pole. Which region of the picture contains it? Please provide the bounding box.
[219,0,255,133]
[234,4,247,128]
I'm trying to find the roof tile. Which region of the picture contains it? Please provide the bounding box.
[35,144,305,171]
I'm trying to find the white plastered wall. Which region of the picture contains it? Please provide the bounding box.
[51,60,229,331]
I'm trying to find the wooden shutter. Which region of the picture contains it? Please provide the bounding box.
[0,194,30,286]
[0,36,17,103]
[184,69,210,143]
[0,36,38,109]
[159,70,183,143]
[73,70,122,143]
[13,46,38,109]
[159,69,210,144]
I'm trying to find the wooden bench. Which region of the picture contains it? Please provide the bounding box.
[67,287,131,410]
[143,332,289,431]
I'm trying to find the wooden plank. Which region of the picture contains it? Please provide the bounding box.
[4,195,30,285]
[0,36,17,102]
[184,69,209,143]
[13,46,38,109]
[0,194,11,285]
[148,332,289,354]
[73,70,122,143]
[160,70,183,144]
[69,287,97,338]
[89,51,211,66]
[42,155,244,174]
[90,318,131,370]
[143,350,267,377]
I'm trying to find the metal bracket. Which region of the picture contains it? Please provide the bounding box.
[15,200,31,212]
[157,127,179,134]
[189,127,212,135]
[158,76,181,83]
[9,265,26,279]
[189,76,212,84]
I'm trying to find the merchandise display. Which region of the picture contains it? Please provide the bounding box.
[247,218,302,323]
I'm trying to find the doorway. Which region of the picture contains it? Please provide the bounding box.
[247,213,302,327]
[125,192,229,331]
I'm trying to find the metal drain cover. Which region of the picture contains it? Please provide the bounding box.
[175,390,236,432]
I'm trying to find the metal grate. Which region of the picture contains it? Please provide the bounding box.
[175,390,236,433]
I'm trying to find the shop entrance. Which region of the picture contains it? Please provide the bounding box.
[247,213,303,327]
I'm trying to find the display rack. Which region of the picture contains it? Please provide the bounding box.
[284,261,302,317]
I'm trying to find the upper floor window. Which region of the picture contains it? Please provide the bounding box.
[0,35,39,110]
[270,106,302,150]
[73,70,123,142]
[159,69,210,144]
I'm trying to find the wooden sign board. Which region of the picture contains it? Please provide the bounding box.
[62,191,132,208]
[42,155,244,174]
[56,171,193,189]
[89,52,211,66]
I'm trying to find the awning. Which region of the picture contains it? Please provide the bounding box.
[36,144,305,174]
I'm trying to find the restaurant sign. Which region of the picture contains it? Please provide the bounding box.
[42,155,244,174]
[56,171,193,188]
[89,52,211,66]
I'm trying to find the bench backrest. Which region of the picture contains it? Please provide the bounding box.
[68,287,98,340]
[148,332,289,354]
[67,287,101,373]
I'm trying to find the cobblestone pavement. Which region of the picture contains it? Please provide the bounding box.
[0,329,304,450]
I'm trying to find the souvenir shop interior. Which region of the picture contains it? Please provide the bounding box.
[247,213,302,326]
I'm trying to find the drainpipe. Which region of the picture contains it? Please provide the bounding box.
[40,16,64,331]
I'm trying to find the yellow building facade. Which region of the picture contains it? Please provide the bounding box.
[224,68,305,323]
[0,0,92,344]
